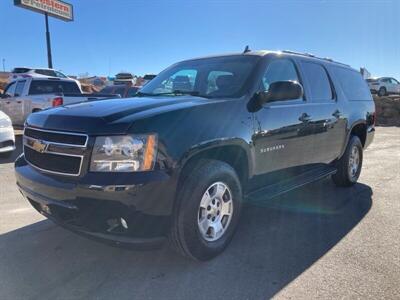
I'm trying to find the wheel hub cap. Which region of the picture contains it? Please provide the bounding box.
[348,146,360,179]
[197,182,233,242]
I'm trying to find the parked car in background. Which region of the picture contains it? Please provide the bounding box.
[0,77,120,126]
[0,110,15,156]
[142,74,157,85]
[100,84,140,98]
[8,67,82,90]
[367,77,400,96]
[114,72,136,85]
[15,50,375,260]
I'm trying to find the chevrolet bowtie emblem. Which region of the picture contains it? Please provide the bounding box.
[31,139,48,153]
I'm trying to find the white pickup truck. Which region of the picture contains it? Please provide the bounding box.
[0,77,119,126]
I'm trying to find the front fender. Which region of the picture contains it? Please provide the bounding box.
[177,137,253,180]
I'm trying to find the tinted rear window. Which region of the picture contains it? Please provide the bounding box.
[331,67,372,100]
[301,62,333,101]
[29,80,81,95]
[35,69,57,77]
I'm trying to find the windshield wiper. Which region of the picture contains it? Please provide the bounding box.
[137,90,211,99]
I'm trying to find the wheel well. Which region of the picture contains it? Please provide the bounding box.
[350,123,367,147]
[180,146,249,185]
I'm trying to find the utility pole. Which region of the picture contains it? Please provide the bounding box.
[2,58,5,72]
[44,13,53,69]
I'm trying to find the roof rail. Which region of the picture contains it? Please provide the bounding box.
[282,50,315,57]
[282,50,350,67]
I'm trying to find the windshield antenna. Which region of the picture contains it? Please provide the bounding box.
[243,45,251,53]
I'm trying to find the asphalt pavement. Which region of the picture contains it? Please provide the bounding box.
[0,127,399,299]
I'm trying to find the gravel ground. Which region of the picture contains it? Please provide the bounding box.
[0,127,399,300]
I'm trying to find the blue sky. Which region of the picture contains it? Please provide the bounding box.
[1,0,399,78]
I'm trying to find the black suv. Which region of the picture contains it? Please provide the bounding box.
[15,50,375,261]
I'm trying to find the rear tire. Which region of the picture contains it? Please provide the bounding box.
[169,159,242,261]
[332,136,363,187]
[378,87,387,97]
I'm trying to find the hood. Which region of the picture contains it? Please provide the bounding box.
[26,96,215,135]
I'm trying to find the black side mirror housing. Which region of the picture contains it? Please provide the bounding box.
[247,81,303,112]
[264,81,303,103]
[247,81,304,112]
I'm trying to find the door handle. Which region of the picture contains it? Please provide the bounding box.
[5,101,10,104]
[299,112,311,122]
[17,101,22,104]
[332,109,341,118]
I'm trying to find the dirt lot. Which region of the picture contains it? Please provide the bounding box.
[0,127,399,299]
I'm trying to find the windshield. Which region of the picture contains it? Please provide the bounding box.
[139,55,259,98]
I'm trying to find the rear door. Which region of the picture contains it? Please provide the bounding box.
[299,61,345,163]
[251,57,316,175]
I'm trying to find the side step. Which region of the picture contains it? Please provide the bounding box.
[244,166,337,202]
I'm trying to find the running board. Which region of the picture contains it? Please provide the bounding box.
[244,166,337,202]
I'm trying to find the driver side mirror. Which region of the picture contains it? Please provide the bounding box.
[247,81,303,112]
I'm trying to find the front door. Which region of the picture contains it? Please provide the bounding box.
[251,58,316,176]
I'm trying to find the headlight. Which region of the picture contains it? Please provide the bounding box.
[90,134,157,172]
[0,116,12,128]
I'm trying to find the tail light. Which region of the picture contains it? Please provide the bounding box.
[52,97,63,107]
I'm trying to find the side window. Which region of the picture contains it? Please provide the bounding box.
[302,62,333,101]
[331,66,372,101]
[390,78,399,84]
[262,59,300,93]
[15,80,26,97]
[4,82,16,97]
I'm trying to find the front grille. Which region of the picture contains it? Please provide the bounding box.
[23,127,88,176]
[24,127,87,146]
[24,147,82,175]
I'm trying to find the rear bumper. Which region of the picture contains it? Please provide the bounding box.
[15,154,177,249]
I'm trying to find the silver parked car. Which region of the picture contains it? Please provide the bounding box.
[367,77,400,96]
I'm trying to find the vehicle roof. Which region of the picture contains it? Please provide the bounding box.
[9,77,77,84]
[12,67,59,71]
[180,49,354,70]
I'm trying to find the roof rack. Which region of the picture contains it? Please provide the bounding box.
[281,50,350,67]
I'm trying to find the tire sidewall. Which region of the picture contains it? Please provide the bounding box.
[378,87,386,97]
[345,136,363,183]
[176,161,242,260]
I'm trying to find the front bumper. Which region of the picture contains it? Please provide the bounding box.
[0,126,15,153]
[15,154,178,248]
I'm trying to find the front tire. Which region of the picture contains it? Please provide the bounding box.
[332,136,363,187]
[169,159,242,261]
